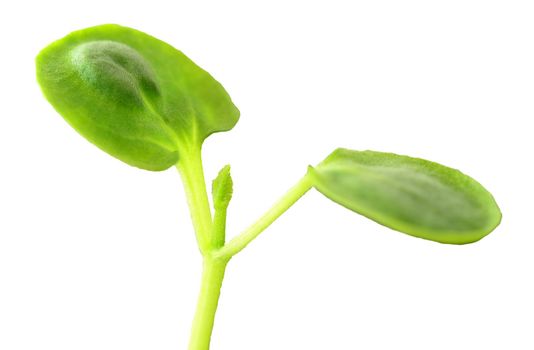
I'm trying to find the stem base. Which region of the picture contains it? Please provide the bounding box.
[188,257,229,350]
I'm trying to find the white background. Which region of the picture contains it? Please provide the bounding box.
[1,1,533,349]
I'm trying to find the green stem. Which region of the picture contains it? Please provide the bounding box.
[216,174,312,259]
[212,205,227,249]
[177,146,213,254]
[188,256,229,350]
[178,149,311,349]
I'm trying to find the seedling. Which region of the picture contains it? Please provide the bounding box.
[36,24,501,350]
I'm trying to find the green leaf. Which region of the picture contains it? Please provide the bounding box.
[211,165,233,249]
[212,165,233,211]
[36,24,239,171]
[309,149,501,244]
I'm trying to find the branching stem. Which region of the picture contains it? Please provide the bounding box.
[215,175,312,259]
[179,151,312,349]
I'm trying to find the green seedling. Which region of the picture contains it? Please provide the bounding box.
[36,24,502,350]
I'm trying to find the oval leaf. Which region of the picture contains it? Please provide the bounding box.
[36,24,239,170]
[309,149,501,244]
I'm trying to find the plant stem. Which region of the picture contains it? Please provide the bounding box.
[177,146,213,254]
[212,205,227,249]
[188,256,229,350]
[179,151,311,349]
[216,174,312,259]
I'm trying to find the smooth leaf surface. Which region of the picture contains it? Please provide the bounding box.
[309,149,501,244]
[36,24,239,170]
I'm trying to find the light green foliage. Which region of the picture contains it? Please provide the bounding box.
[211,165,233,248]
[36,25,502,350]
[212,165,233,212]
[309,149,501,244]
[36,24,239,171]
